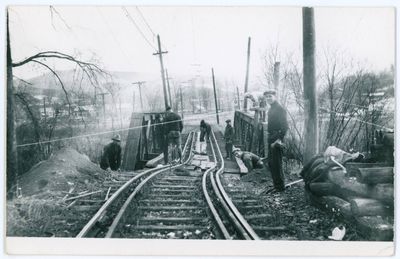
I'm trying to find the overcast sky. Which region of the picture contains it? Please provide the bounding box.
[8,5,395,87]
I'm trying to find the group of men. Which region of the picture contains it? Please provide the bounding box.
[224,89,288,192]
[100,88,288,192]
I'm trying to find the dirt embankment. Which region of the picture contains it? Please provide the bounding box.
[7,147,108,237]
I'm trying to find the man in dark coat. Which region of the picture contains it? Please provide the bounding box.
[224,119,234,159]
[264,89,288,191]
[200,120,211,142]
[100,134,122,171]
[163,106,183,163]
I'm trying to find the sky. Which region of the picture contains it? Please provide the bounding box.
[8,5,395,88]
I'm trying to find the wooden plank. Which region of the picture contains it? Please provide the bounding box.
[356,167,393,184]
[122,113,144,170]
[133,225,207,231]
[245,213,272,220]
[350,198,393,217]
[139,217,205,222]
[145,153,164,168]
[138,206,205,210]
[151,185,196,189]
[252,226,287,231]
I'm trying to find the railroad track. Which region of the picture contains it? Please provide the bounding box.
[76,130,264,239]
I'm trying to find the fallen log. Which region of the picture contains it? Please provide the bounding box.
[305,192,352,219]
[345,162,388,177]
[308,182,335,196]
[350,198,393,217]
[354,216,393,241]
[356,167,393,184]
[327,169,394,205]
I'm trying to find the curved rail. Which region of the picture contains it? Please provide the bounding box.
[211,130,260,240]
[103,131,195,237]
[77,132,194,238]
[201,132,231,239]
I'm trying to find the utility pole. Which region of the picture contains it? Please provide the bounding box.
[132,81,145,111]
[179,86,184,119]
[273,62,281,89]
[236,86,241,110]
[165,69,172,107]
[211,68,220,124]
[97,92,109,122]
[243,36,251,112]
[153,34,169,110]
[303,7,318,164]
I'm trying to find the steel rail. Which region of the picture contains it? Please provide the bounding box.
[201,132,231,239]
[208,131,251,240]
[211,130,260,240]
[77,132,194,238]
[104,131,195,237]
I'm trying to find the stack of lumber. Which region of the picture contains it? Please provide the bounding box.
[301,156,394,241]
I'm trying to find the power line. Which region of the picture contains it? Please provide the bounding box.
[135,7,156,39]
[16,110,234,148]
[122,7,157,51]
[95,7,135,67]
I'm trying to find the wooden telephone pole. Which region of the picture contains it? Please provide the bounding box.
[153,35,169,110]
[243,37,251,111]
[236,86,241,110]
[165,69,172,107]
[211,68,220,124]
[179,86,184,119]
[132,81,145,111]
[303,7,318,163]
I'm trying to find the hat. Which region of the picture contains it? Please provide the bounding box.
[263,89,277,96]
[232,147,241,153]
[226,119,231,123]
[112,134,121,142]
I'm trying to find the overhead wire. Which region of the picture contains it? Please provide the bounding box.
[16,110,234,148]
[121,6,157,51]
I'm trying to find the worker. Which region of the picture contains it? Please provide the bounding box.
[200,120,211,142]
[264,89,288,192]
[163,106,183,163]
[100,134,122,171]
[224,119,234,160]
[233,148,264,173]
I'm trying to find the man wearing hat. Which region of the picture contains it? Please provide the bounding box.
[224,119,234,159]
[264,89,288,191]
[100,134,122,171]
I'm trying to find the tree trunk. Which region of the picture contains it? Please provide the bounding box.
[6,10,18,199]
[356,167,393,184]
[350,198,393,217]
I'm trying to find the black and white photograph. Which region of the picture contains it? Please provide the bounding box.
[3,0,397,256]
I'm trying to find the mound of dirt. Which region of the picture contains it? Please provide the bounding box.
[18,147,107,198]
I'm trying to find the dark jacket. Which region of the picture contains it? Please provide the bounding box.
[163,111,183,134]
[200,122,211,141]
[100,142,122,171]
[267,101,288,142]
[224,124,234,143]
